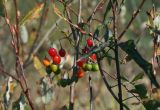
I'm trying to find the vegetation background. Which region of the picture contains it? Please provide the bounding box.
[0,0,160,110]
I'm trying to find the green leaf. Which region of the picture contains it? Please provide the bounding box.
[0,0,5,17]
[80,42,109,60]
[103,0,116,23]
[131,73,144,83]
[144,100,160,110]
[119,40,160,88]
[121,75,129,82]
[130,84,147,99]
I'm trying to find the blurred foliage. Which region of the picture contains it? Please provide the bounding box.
[0,0,160,110]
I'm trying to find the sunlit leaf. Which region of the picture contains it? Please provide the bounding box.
[119,40,160,88]
[33,56,47,77]
[20,3,44,26]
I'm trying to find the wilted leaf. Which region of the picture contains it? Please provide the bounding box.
[156,47,160,56]
[33,56,47,77]
[119,40,160,88]
[20,3,44,26]
[131,73,144,83]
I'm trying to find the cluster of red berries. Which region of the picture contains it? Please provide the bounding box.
[43,47,66,75]
[76,37,99,78]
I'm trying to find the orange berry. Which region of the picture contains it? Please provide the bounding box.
[43,58,50,67]
[77,68,85,78]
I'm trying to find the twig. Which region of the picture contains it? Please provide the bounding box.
[0,67,19,82]
[4,1,35,109]
[24,0,48,67]
[23,18,62,68]
[96,57,130,110]
[111,1,123,110]
[118,0,146,40]
[102,70,141,102]
[78,0,82,23]
[123,96,139,102]
[89,74,93,110]
[87,0,104,24]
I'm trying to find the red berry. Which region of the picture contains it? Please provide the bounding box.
[48,48,57,57]
[82,46,89,54]
[77,59,86,67]
[87,38,93,47]
[90,54,97,61]
[59,48,66,57]
[52,55,61,65]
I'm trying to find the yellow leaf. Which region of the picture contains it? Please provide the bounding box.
[33,56,47,77]
[20,3,44,26]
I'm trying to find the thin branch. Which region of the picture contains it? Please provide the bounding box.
[102,70,141,102]
[0,67,19,82]
[118,0,146,40]
[111,1,123,110]
[89,74,93,110]
[24,0,48,66]
[123,96,139,102]
[4,1,35,109]
[97,57,130,110]
[78,0,82,23]
[23,18,62,68]
[87,0,104,24]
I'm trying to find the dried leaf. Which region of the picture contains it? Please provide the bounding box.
[33,56,47,77]
[20,3,44,26]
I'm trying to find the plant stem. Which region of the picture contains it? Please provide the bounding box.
[89,74,93,110]
[118,0,146,40]
[111,1,123,109]
[114,40,123,110]
[96,58,129,110]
